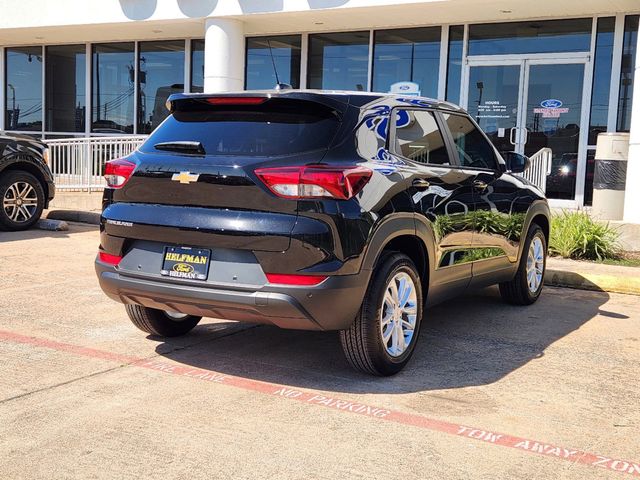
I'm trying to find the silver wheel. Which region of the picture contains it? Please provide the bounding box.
[526,235,545,293]
[164,311,189,320]
[380,272,418,357]
[3,181,38,223]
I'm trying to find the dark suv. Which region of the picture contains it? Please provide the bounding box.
[0,133,55,231]
[95,91,549,375]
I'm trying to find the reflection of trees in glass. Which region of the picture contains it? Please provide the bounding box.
[459,248,504,263]
[433,210,525,242]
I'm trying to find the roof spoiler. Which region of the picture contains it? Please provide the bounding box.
[166,91,350,115]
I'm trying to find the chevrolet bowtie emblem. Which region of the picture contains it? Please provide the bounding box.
[172,171,200,184]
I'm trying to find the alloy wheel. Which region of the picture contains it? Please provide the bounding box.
[3,181,39,223]
[526,235,545,293]
[380,272,418,357]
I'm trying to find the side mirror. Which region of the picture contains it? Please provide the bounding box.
[503,151,530,173]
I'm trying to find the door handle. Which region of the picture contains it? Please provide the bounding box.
[509,127,517,145]
[412,178,431,190]
[473,180,489,191]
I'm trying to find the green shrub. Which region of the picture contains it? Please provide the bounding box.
[549,211,620,261]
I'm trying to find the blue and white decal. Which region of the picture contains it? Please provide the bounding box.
[540,99,563,108]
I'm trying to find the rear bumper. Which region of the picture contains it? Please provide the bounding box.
[95,261,370,331]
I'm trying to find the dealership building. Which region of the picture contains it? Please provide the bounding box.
[0,0,639,217]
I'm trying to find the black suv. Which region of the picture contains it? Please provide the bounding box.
[0,133,55,231]
[95,91,549,375]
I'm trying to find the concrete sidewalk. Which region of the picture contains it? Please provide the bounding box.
[546,257,640,295]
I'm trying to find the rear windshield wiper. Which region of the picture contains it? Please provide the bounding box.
[153,141,206,155]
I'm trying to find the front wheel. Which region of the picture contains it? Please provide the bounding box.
[499,224,547,305]
[340,252,423,376]
[125,305,202,337]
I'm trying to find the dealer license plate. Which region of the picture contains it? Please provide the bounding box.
[160,246,211,281]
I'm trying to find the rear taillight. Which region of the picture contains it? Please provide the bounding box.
[265,273,328,286]
[254,166,372,200]
[98,252,122,266]
[104,159,136,188]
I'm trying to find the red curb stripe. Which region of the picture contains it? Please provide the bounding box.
[1,329,639,477]
[0,330,138,364]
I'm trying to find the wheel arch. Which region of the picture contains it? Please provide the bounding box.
[519,200,551,262]
[0,157,50,201]
[361,213,436,294]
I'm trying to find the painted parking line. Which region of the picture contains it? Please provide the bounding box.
[1,329,639,477]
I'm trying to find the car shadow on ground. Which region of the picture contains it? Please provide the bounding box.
[154,286,614,394]
[0,222,95,243]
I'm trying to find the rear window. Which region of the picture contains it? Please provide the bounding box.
[140,99,340,157]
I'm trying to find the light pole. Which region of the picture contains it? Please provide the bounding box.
[7,83,16,129]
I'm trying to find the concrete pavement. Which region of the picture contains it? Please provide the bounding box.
[0,223,639,479]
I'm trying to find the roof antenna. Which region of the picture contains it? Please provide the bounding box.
[267,39,292,91]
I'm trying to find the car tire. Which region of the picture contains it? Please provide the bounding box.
[125,304,202,337]
[340,252,423,376]
[499,224,547,305]
[0,171,45,231]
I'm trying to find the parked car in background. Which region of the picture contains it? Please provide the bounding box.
[95,90,550,376]
[0,133,55,231]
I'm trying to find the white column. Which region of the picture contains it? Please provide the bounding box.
[623,23,640,223]
[204,18,244,93]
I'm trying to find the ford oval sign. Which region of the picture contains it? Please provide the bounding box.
[389,81,421,96]
[540,99,563,108]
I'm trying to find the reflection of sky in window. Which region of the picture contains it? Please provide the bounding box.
[191,40,204,91]
[247,50,293,89]
[246,36,300,89]
[92,44,134,132]
[446,26,464,106]
[469,19,592,55]
[372,28,441,97]
[308,33,369,90]
[138,41,184,133]
[617,15,639,132]
[589,17,614,144]
[6,48,42,130]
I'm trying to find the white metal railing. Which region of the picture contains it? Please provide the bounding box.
[46,136,148,191]
[518,147,553,193]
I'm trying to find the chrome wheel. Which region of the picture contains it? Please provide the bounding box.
[526,235,545,293]
[3,181,38,223]
[380,272,418,357]
[164,311,189,320]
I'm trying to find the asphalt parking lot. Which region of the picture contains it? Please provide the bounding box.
[1,223,639,479]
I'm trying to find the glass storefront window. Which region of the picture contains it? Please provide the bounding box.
[191,39,205,93]
[526,63,584,201]
[588,17,615,145]
[445,25,464,105]
[308,31,370,90]
[469,19,592,56]
[372,27,440,97]
[246,35,301,89]
[92,43,135,134]
[5,47,43,131]
[467,64,520,155]
[138,40,185,134]
[45,45,86,133]
[617,15,639,132]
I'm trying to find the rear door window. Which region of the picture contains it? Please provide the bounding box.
[392,109,450,165]
[140,99,340,157]
[442,113,498,170]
